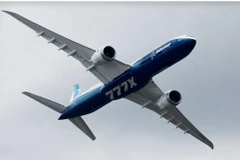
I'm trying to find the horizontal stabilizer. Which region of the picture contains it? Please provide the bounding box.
[69,117,96,140]
[22,91,96,140]
[22,92,65,113]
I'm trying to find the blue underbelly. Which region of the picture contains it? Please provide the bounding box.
[61,38,194,118]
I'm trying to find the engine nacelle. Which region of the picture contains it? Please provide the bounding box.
[91,46,116,64]
[157,90,182,109]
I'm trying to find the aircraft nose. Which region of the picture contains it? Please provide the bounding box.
[185,37,196,51]
[187,36,196,45]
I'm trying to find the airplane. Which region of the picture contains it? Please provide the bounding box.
[3,10,214,149]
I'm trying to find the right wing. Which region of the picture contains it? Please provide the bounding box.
[126,81,214,149]
[3,10,130,84]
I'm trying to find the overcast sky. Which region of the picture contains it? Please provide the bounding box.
[0,2,240,160]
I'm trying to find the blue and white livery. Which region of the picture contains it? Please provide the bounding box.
[3,11,214,149]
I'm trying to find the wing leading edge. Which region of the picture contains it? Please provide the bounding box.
[126,81,214,149]
[3,10,130,84]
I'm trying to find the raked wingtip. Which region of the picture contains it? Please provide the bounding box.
[2,10,17,16]
[2,10,10,13]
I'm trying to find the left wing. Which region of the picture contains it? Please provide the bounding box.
[125,81,214,149]
[3,10,130,84]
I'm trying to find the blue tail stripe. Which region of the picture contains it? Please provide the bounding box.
[70,84,81,102]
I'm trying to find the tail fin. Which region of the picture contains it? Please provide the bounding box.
[70,84,81,103]
[22,91,96,140]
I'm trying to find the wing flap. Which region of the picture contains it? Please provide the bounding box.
[169,107,214,149]
[3,10,130,84]
[2,10,94,61]
[125,81,214,149]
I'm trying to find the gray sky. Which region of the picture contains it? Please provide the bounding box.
[0,2,240,160]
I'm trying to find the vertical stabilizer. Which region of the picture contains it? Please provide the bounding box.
[70,84,81,103]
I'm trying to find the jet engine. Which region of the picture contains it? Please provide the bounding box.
[157,90,182,109]
[91,46,116,64]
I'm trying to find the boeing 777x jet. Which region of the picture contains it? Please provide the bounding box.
[3,10,214,149]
